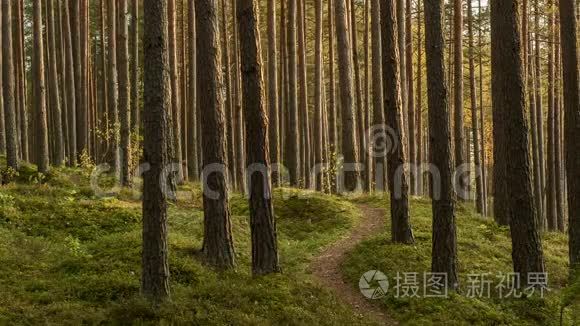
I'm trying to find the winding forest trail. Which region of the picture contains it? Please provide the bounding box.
[309,204,398,325]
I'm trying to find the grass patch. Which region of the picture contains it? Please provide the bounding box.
[344,194,579,325]
[0,164,373,325]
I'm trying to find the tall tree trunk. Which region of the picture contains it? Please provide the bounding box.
[285,0,299,186]
[130,0,139,132]
[267,0,279,186]
[297,0,310,187]
[232,0,245,192]
[490,0,545,280]
[398,0,407,146]
[33,0,50,173]
[558,0,580,267]
[328,0,337,158]
[141,0,170,302]
[14,0,27,162]
[381,0,414,244]
[187,0,198,181]
[424,0,458,289]
[546,0,557,230]
[534,0,546,228]
[416,0,424,196]
[108,0,120,173]
[335,0,360,192]
[119,0,131,186]
[477,0,487,215]
[99,0,108,161]
[168,0,183,181]
[46,0,64,166]
[197,0,236,269]
[468,0,483,213]
[0,15,4,156]
[406,0,416,195]
[371,0,385,192]
[454,0,466,197]
[350,0,366,191]
[554,23,565,232]
[63,0,77,165]
[1,0,18,170]
[221,0,235,186]
[237,0,281,275]
[314,0,323,191]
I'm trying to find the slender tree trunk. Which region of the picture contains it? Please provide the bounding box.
[468,0,483,213]
[406,0,416,195]
[297,0,310,187]
[454,0,466,198]
[424,0,458,289]
[141,0,171,302]
[187,0,198,181]
[335,0,360,192]
[490,0,545,280]
[0,15,4,156]
[168,0,183,181]
[108,0,120,172]
[278,0,286,166]
[554,23,564,232]
[118,0,131,185]
[33,0,50,173]
[237,0,281,275]
[371,0,385,192]
[221,0,235,186]
[478,0,487,215]
[351,0,366,191]
[546,0,557,230]
[328,0,337,158]
[558,0,580,267]
[63,0,77,165]
[266,0,279,186]
[416,0,424,196]
[130,0,139,132]
[398,0,407,145]
[1,0,18,170]
[197,0,236,269]
[534,0,546,228]
[382,0,414,244]
[313,0,324,191]
[46,0,64,166]
[232,0,245,192]
[285,0,299,186]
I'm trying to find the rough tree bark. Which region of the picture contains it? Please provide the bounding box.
[335,0,360,192]
[424,0,458,289]
[237,0,281,275]
[33,0,49,173]
[168,0,183,181]
[285,0,300,186]
[490,0,545,279]
[187,0,198,181]
[118,0,131,186]
[46,0,64,166]
[381,0,415,244]
[1,0,18,170]
[141,0,171,301]
[558,0,580,267]
[371,0,385,192]
[197,0,236,269]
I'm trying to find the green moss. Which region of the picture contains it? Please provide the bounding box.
[0,165,373,325]
[344,194,575,325]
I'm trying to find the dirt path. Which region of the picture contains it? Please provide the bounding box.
[309,204,398,325]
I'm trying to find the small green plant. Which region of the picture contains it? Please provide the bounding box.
[28,172,47,185]
[1,167,19,185]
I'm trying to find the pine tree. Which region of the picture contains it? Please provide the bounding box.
[424,0,459,289]
[141,0,171,301]
[1,0,18,170]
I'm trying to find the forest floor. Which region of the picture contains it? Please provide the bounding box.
[0,159,578,325]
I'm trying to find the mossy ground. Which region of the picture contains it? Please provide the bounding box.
[0,162,374,325]
[344,195,580,325]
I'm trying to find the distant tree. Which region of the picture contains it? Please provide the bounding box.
[130,0,139,132]
[108,0,120,173]
[63,0,77,165]
[197,0,236,269]
[118,0,131,186]
[424,0,458,289]
[454,0,465,195]
[46,0,64,166]
[371,0,385,192]
[1,0,18,170]
[285,0,300,186]
[141,0,171,301]
[335,0,360,191]
[490,0,545,280]
[168,0,183,181]
[33,0,49,174]
[314,0,323,191]
[267,0,279,187]
[187,0,198,181]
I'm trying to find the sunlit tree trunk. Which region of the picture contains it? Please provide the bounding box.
[1,0,18,170]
